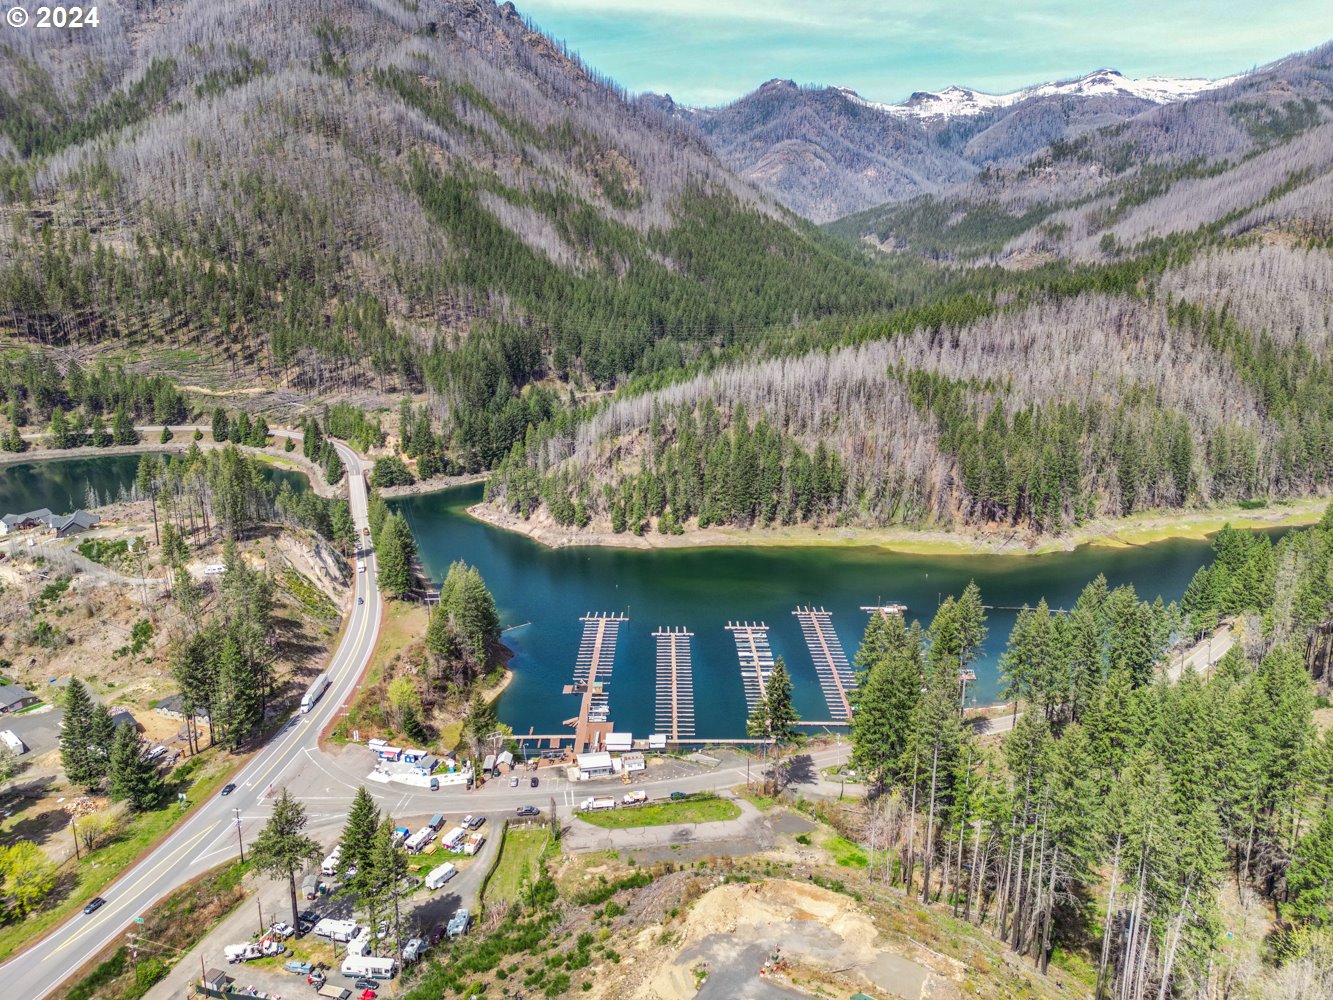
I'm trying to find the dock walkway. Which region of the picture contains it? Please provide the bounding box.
[794,606,855,723]
[563,611,627,752]
[653,627,696,741]
[726,621,775,711]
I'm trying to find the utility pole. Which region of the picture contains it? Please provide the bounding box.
[233,808,245,863]
[71,817,80,860]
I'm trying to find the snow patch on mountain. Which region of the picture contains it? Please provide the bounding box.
[838,68,1240,121]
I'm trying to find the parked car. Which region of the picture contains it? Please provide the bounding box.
[466,815,486,830]
[509,776,518,787]
[670,791,688,800]
[220,783,237,797]
[83,896,106,915]
[268,920,294,939]
[429,776,439,791]
[297,909,319,933]
[516,805,539,817]
[354,979,380,991]
[359,990,377,1000]
[306,968,326,986]
[530,776,539,787]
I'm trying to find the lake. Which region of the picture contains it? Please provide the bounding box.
[395,484,1281,741]
[0,452,310,516]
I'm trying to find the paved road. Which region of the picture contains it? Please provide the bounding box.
[0,439,382,1000]
[2,427,857,998]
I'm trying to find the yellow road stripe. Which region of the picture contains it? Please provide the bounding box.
[51,822,220,955]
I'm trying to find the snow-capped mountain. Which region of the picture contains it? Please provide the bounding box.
[840,68,1238,121]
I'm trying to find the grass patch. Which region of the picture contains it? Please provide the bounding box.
[735,785,778,811]
[330,600,425,743]
[0,751,234,962]
[824,834,870,869]
[484,828,550,907]
[575,795,740,829]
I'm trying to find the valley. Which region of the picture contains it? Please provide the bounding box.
[0,2,1331,999]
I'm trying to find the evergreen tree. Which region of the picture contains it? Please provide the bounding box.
[87,703,116,784]
[337,786,381,885]
[59,679,100,790]
[851,614,922,789]
[108,722,163,810]
[112,405,137,445]
[375,513,416,597]
[215,632,261,750]
[159,425,172,444]
[46,407,69,449]
[211,408,229,443]
[250,788,322,928]
[1285,808,1333,928]
[763,658,799,749]
[89,413,110,447]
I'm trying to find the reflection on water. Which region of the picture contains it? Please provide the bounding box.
[395,484,1282,740]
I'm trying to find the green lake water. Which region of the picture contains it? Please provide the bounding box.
[0,453,309,516]
[395,484,1285,740]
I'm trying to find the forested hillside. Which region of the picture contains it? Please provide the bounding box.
[830,43,1333,259]
[486,241,1333,536]
[0,0,900,471]
[846,516,1333,998]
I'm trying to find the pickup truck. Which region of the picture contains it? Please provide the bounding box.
[579,796,616,811]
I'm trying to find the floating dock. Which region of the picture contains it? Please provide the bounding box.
[562,611,627,752]
[793,606,855,723]
[726,621,775,710]
[653,627,696,741]
[861,603,908,618]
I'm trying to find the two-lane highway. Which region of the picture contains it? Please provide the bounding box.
[0,440,382,999]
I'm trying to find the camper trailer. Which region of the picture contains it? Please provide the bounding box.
[340,956,397,980]
[425,862,458,889]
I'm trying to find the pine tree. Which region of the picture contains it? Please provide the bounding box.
[375,513,416,597]
[112,405,137,445]
[108,722,163,811]
[250,788,323,927]
[338,786,381,885]
[764,658,799,749]
[87,703,116,784]
[47,407,69,449]
[59,679,99,790]
[211,408,229,443]
[215,631,261,750]
[851,614,922,789]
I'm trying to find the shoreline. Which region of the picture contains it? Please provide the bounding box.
[3,427,340,499]
[466,496,1328,557]
[377,470,490,499]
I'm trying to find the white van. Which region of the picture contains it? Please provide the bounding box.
[425,862,457,890]
[340,956,397,980]
[320,848,341,877]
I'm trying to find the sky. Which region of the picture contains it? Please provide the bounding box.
[514,1,1333,107]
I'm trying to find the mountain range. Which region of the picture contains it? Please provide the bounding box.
[642,61,1309,221]
[2,5,1333,543]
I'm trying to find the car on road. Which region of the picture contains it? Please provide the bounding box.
[530,776,539,787]
[357,562,366,573]
[83,896,106,915]
[516,805,539,816]
[220,783,237,796]
[670,791,688,800]
[509,775,518,787]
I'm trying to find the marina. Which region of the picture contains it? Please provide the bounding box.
[394,482,1286,740]
[727,621,775,710]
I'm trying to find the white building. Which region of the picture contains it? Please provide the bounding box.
[575,751,615,779]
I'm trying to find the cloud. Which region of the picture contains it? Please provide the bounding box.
[515,0,1333,105]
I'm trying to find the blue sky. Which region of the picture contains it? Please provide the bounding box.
[515,1,1333,106]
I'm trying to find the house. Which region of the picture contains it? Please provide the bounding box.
[155,693,210,725]
[0,685,40,714]
[576,751,615,779]
[49,510,100,538]
[497,750,514,770]
[0,509,52,536]
[109,708,138,731]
